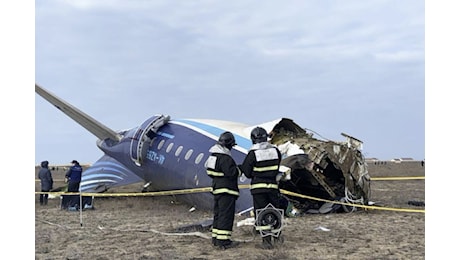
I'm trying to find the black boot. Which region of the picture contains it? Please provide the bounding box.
[218,240,240,250]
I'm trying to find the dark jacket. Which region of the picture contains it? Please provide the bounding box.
[205,144,240,196]
[66,163,82,183]
[239,142,281,194]
[38,166,53,191]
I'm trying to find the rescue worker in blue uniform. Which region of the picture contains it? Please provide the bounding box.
[63,160,83,209]
[205,131,241,250]
[239,127,282,250]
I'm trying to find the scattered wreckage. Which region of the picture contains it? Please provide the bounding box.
[267,119,371,215]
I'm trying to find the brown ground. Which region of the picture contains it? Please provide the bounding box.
[35,161,425,260]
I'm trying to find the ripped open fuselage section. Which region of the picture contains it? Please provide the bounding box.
[269,120,371,214]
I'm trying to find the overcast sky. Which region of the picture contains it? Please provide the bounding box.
[34,0,425,165]
[3,1,460,257]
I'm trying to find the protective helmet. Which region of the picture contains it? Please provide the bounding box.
[218,131,236,149]
[250,127,268,144]
[41,161,49,168]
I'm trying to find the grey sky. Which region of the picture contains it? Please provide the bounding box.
[2,1,459,257]
[35,0,425,165]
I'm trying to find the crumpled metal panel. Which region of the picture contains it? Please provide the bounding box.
[270,124,371,207]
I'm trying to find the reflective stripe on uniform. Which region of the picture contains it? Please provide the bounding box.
[207,170,224,177]
[253,165,279,172]
[215,228,232,240]
[250,183,278,189]
[212,188,239,196]
[216,234,232,240]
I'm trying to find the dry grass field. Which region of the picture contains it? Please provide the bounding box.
[35,161,425,260]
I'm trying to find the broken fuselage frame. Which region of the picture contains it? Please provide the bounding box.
[269,120,371,213]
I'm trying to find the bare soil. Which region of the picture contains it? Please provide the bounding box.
[35,161,425,260]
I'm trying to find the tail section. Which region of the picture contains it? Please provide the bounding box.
[36,83,143,192]
[81,155,143,192]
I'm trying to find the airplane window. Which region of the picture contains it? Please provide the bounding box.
[166,143,174,153]
[158,139,165,150]
[185,149,194,160]
[175,146,183,157]
[195,153,204,164]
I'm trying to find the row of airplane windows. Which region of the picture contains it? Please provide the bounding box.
[155,138,205,165]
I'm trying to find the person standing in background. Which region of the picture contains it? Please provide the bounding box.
[38,160,53,206]
[64,160,82,209]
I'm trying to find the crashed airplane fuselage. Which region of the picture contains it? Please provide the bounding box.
[35,84,370,215]
[270,123,371,214]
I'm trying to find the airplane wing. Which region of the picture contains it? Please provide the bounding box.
[35,83,121,142]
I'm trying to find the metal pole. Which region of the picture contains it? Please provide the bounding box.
[79,189,83,227]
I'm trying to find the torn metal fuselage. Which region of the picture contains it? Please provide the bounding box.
[269,120,371,214]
